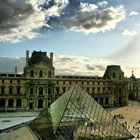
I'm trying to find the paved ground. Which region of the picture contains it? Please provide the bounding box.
[0,112,39,130]
[111,102,140,140]
[0,126,37,140]
[0,112,39,117]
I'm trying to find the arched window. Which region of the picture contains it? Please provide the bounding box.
[8,98,14,108]
[48,71,51,78]
[39,87,43,95]
[38,99,43,109]
[16,98,22,108]
[39,70,43,77]
[0,99,5,107]
[30,70,34,77]
[56,87,59,95]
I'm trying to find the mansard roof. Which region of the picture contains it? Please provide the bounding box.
[28,51,52,66]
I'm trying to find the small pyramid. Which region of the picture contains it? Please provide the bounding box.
[50,84,134,140]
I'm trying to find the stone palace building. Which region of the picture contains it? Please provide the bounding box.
[0,51,139,111]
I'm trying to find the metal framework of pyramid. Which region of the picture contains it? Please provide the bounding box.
[49,84,134,140]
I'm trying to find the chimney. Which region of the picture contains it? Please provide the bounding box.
[50,52,53,66]
[15,66,18,74]
[26,50,29,66]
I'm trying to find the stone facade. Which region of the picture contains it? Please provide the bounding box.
[0,51,137,111]
[128,71,140,101]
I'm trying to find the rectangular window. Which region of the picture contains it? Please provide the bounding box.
[18,80,20,84]
[17,87,20,94]
[48,88,51,95]
[30,88,33,95]
[1,87,5,95]
[9,87,13,95]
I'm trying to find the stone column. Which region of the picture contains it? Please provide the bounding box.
[14,99,16,110]
[5,99,8,110]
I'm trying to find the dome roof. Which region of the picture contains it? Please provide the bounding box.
[28,51,52,66]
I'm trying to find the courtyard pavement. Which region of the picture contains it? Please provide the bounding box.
[111,101,140,140]
[0,112,39,130]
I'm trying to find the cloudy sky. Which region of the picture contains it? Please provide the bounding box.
[0,0,140,77]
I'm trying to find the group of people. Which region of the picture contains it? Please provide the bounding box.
[114,114,140,139]
[113,114,124,119]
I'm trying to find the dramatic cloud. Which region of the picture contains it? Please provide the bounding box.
[122,29,138,36]
[87,65,95,71]
[95,65,105,71]
[44,1,126,33]
[80,3,98,12]
[0,55,110,76]
[0,0,126,43]
[98,1,108,7]
[0,55,139,77]
[0,0,45,43]
[54,55,112,76]
[129,11,139,16]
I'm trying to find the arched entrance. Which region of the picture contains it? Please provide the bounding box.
[0,99,5,107]
[38,99,43,109]
[8,98,14,108]
[29,102,33,109]
[119,97,122,106]
[16,98,22,108]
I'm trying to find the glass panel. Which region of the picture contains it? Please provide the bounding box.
[30,84,133,140]
[35,84,134,140]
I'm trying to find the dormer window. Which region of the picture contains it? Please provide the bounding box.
[39,70,43,77]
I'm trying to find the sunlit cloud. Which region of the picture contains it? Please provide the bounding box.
[0,0,45,43]
[46,3,126,34]
[0,0,126,43]
[122,29,138,36]
[80,2,98,12]
[54,55,113,76]
[0,55,139,77]
[98,1,108,7]
[129,11,139,16]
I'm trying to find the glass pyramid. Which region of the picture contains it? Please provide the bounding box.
[49,84,134,140]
